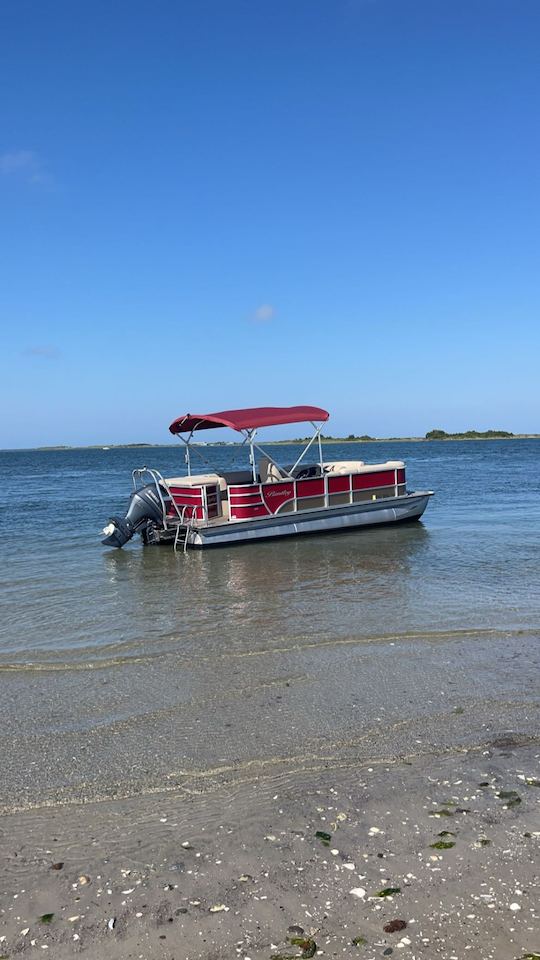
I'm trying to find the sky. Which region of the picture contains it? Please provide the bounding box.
[1,0,539,447]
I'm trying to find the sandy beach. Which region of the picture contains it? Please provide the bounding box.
[1,733,539,959]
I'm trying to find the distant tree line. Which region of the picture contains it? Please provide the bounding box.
[425,428,514,440]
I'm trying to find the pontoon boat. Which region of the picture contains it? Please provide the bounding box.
[101,406,433,549]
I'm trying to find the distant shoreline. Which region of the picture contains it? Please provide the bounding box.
[272,434,540,444]
[2,434,540,452]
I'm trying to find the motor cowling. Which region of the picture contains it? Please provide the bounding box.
[102,483,167,547]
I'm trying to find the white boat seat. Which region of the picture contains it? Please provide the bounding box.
[358,460,404,471]
[323,460,404,475]
[258,457,288,483]
[323,460,365,474]
[165,473,228,492]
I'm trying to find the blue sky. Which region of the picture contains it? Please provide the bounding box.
[1,0,539,446]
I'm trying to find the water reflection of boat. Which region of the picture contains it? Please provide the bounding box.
[101,405,433,550]
[102,523,432,661]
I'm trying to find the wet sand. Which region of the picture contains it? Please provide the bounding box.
[1,627,539,812]
[1,738,539,959]
[1,616,540,960]
[1,625,540,958]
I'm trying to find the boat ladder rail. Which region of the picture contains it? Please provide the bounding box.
[174,505,197,553]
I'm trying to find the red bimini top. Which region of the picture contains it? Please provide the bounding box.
[169,405,329,435]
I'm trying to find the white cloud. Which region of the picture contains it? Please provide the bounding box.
[250,303,276,324]
[0,150,51,185]
[23,345,60,359]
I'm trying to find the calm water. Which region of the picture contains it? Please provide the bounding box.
[0,441,539,808]
[1,440,539,662]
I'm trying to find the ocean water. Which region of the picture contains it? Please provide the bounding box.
[1,440,539,661]
[0,440,539,808]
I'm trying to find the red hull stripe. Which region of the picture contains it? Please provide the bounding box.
[168,505,203,518]
[296,478,325,498]
[230,498,266,508]
[352,470,395,490]
[327,476,350,494]
[231,504,270,519]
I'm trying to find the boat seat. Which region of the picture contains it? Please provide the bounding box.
[323,460,404,475]
[356,460,404,471]
[323,460,365,475]
[165,473,228,492]
[258,457,288,483]
[220,469,253,486]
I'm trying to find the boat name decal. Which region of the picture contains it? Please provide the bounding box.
[264,487,293,498]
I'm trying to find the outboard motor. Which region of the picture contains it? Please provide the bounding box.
[102,483,167,548]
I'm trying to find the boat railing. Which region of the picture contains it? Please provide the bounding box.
[228,466,406,520]
[132,464,406,528]
[133,468,219,527]
[131,467,183,530]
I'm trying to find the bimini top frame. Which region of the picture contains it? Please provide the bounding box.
[168,405,330,482]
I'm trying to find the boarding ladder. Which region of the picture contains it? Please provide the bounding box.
[174,506,197,553]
